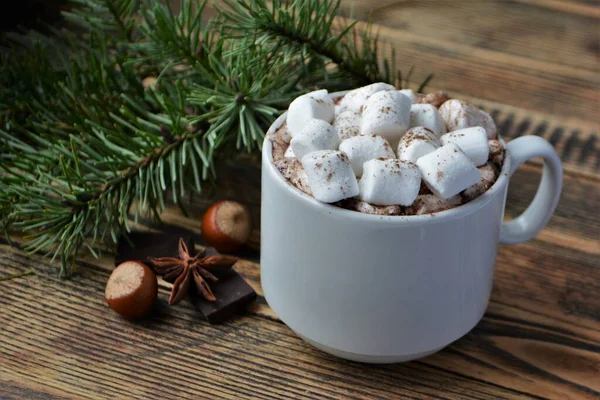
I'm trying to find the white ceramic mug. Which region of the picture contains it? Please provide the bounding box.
[260,92,563,363]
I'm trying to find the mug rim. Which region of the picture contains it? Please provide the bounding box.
[263,90,511,225]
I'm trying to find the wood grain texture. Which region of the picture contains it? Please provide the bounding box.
[514,0,600,18]
[358,0,598,71]
[1,164,599,399]
[1,225,599,400]
[451,94,599,177]
[340,0,599,124]
[2,1,600,398]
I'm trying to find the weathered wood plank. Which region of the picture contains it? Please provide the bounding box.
[345,0,599,71]
[357,22,598,124]
[460,97,599,177]
[511,0,600,18]
[2,162,599,400]
[2,2,598,398]
[505,164,600,242]
[1,240,598,399]
[346,0,600,19]
[204,1,599,124]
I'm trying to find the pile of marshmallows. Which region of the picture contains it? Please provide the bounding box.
[283,83,498,206]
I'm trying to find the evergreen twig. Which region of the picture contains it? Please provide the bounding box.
[0,0,433,277]
[218,0,432,90]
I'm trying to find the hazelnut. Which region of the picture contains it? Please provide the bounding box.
[201,200,252,252]
[105,261,158,319]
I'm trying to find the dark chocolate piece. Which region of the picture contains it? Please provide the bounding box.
[190,268,256,324]
[114,232,194,266]
[116,232,256,323]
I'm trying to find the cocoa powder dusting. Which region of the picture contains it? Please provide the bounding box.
[268,91,504,215]
[419,91,450,108]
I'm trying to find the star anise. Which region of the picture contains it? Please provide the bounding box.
[147,237,237,305]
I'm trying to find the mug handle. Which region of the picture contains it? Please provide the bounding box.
[500,135,563,245]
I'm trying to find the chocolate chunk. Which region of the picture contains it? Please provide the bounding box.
[114,232,194,266]
[115,232,256,323]
[190,269,256,324]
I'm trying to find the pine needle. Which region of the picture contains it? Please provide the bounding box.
[0,0,433,277]
[0,268,36,282]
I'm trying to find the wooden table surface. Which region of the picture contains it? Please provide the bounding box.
[1,1,599,399]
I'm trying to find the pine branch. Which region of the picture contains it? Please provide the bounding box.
[0,83,215,277]
[62,0,137,42]
[0,9,216,276]
[133,0,212,71]
[0,0,435,277]
[218,0,432,90]
[188,39,303,153]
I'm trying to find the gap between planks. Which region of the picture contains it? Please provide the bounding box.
[513,0,600,18]
[1,243,599,399]
[350,0,600,18]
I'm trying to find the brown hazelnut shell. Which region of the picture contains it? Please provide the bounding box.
[105,261,158,319]
[201,201,252,253]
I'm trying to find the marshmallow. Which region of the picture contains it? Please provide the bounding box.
[398,89,421,104]
[334,103,343,116]
[339,134,396,177]
[409,104,447,136]
[301,150,359,203]
[284,145,296,158]
[286,90,335,136]
[339,82,396,114]
[439,99,497,139]
[360,90,411,148]
[441,127,489,166]
[419,91,450,108]
[488,139,505,165]
[416,143,481,199]
[290,119,341,159]
[348,199,402,216]
[359,158,421,206]
[274,158,312,195]
[334,111,362,140]
[462,163,498,201]
[397,127,441,163]
[408,194,462,215]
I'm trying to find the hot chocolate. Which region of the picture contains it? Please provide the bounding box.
[268,84,504,216]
